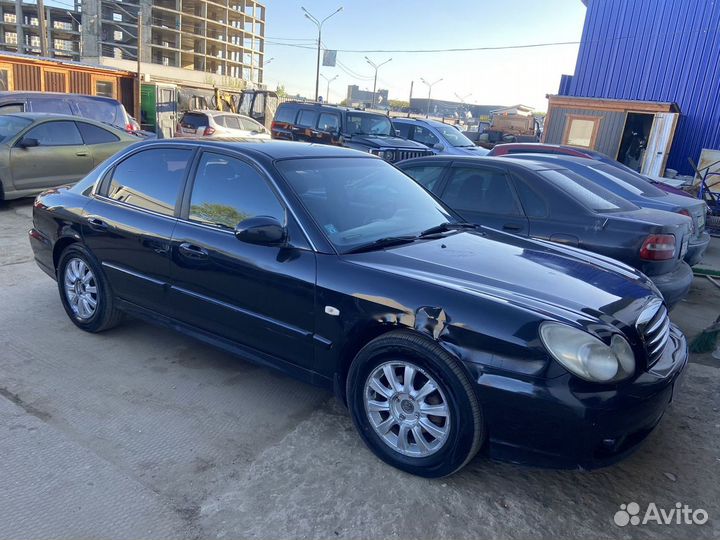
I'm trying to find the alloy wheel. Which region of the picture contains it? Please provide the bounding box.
[63,258,98,320]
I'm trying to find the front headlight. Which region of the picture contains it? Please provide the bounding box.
[539,322,635,382]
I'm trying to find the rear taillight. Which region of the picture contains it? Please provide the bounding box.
[203,126,215,136]
[270,121,280,131]
[677,208,695,233]
[640,234,676,260]
[125,123,134,132]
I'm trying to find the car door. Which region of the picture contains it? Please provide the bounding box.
[291,109,318,142]
[81,145,195,314]
[75,120,131,167]
[9,120,93,190]
[222,115,246,136]
[438,164,529,234]
[314,112,341,145]
[168,150,317,369]
[410,125,441,153]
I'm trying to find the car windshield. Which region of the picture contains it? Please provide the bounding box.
[277,157,457,253]
[540,169,637,213]
[588,162,667,198]
[346,113,393,136]
[0,115,32,143]
[433,123,475,147]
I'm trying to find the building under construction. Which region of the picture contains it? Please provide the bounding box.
[81,0,266,83]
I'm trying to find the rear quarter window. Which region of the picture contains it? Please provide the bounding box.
[274,106,296,124]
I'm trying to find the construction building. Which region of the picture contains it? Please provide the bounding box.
[81,0,266,83]
[0,0,81,61]
[346,84,389,108]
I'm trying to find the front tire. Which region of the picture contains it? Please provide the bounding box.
[347,330,484,477]
[57,244,122,332]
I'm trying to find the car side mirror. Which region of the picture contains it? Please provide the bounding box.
[18,137,39,148]
[433,143,445,151]
[234,216,286,246]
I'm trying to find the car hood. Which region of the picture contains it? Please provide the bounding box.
[346,230,657,326]
[347,134,430,150]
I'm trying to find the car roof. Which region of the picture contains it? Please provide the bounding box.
[278,101,380,114]
[4,112,106,122]
[397,154,569,171]
[0,91,121,103]
[504,153,605,166]
[391,118,451,128]
[186,109,256,120]
[138,139,375,161]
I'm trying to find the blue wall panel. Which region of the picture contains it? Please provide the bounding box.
[560,0,720,174]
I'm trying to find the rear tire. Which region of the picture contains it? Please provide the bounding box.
[57,244,123,332]
[347,330,484,477]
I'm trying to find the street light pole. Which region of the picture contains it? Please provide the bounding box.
[302,6,342,101]
[364,57,391,109]
[320,74,338,103]
[420,77,443,118]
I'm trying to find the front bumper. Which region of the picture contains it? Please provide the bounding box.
[648,261,693,308]
[472,324,688,469]
[684,231,710,266]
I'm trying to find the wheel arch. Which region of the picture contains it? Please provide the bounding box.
[52,236,79,272]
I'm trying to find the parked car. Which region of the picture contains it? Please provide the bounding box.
[391,118,489,156]
[176,110,271,139]
[0,113,137,201]
[397,155,693,307]
[30,140,687,476]
[0,91,137,134]
[488,142,692,197]
[501,154,710,266]
[271,102,432,163]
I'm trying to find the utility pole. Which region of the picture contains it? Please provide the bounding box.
[364,57,391,109]
[37,0,48,57]
[15,1,24,55]
[320,74,338,104]
[135,10,143,122]
[407,80,413,117]
[420,77,443,118]
[302,6,343,101]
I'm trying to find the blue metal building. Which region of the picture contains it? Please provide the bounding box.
[546,0,720,176]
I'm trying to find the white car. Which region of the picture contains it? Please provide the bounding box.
[176,110,270,139]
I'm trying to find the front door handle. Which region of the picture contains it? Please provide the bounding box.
[178,242,209,260]
[75,151,88,157]
[503,223,523,232]
[86,217,108,231]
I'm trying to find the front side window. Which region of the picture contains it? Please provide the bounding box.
[393,122,411,138]
[24,121,83,146]
[77,122,120,144]
[402,165,447,192]
[106,148,192,216]
[411,126,440,147]
[346,113,392,136]
[189,152,283,230]
[442,167,521,216]
[278,157,454,253]
[433,123,475,147]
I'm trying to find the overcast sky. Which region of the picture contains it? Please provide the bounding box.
[262,0,588,110]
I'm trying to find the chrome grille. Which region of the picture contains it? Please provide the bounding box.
[391,149,432,162]
[636,300,670,367]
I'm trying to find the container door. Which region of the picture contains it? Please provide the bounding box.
[641,112,679,177]
[156,85,178,138]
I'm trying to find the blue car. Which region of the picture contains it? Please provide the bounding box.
[392,118,489,157]
[503,154,710,266]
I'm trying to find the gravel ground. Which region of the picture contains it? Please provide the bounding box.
[0,199,718,540]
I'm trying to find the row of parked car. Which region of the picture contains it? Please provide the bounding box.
[266,100,709,308]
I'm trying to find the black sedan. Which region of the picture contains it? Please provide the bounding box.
[398,156,694,308]
[30,140,687,476]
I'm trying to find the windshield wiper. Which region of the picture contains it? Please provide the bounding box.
[418,222,478,238]
[344,235,417,254]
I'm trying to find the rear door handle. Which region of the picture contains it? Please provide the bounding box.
[178,242,209,260]
[503,223,523,232]
[86,217,108,231]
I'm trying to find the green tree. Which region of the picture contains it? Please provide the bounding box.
[276,84,288,98]
[389,99,409,110]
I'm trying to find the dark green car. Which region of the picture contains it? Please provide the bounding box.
[0,113,137,201]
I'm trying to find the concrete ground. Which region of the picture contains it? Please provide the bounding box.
[0,199,718,540]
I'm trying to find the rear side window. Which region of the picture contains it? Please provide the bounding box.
[224,116,241,129]
[75,99,121,126]
[181,113,208,129]
[77,122,120,144]
[274,106,296,124]
[393,122,412,138]
[297,110,316,128]
[317,112,340,132]
[24,121,83,146]
[402,165,447,192]
[29,98,72,115]
[513,176,548,218]
[189,152,284,229]
[106,148,192,216]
